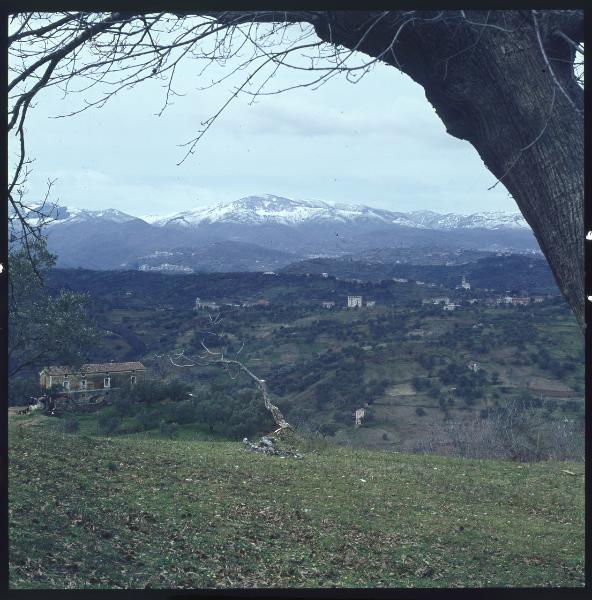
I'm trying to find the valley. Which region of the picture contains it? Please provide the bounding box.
[36,259,584,459]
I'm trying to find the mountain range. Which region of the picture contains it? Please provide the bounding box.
[33,194,540,271]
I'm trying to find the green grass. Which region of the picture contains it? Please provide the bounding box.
[9,415,584,589]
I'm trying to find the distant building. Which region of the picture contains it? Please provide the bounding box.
[392,278,408,283]
[40,362,147,397]
[257,298,270,306]
[354,408,366,427]
[532,296,545,303]
[415,281,426,286]
[322,301,335,309]
[263,271,276,276]
[347,295,363,308]
[505,296,530,306]
[433,297,450,305]
[467,361,479,373]
[459,275,471,290]
[443,303,459,311]
[321,272,329,278]
[366,300,376,308]
[195,298,220,310]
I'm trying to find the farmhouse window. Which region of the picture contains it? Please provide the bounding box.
[130,375,137,385]
[104,377,111,388]
[63,379,70,390]
[80,379,87,389]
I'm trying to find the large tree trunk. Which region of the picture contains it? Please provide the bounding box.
[309,10,584,329]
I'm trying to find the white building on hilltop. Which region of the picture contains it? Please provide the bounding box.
[459,275,471,290]
[347,295,363,308]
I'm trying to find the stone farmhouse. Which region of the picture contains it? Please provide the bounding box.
[40,361,148,397]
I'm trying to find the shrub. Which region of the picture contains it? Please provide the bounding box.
[135,408,160,431]
[159,420,180,439]
[112,393,135,417]
[172,400,197,424]
[63,417,80,434]
[319,422,338,436]
[415,407,426,416]
[97,413,119,435]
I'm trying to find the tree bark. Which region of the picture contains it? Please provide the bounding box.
[307,10,584,329]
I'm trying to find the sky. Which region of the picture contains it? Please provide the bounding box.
[15,20,518,218]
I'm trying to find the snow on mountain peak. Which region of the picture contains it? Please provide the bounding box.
[41,206,138,226]
[41,195,528,231]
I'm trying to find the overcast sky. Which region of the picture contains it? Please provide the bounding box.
[17,23,518,218]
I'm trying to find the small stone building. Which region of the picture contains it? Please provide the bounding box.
[40,361,148,396]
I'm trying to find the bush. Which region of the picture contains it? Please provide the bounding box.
[135,408,160,431]
[112,393,135,417]
[319,422,338,436]
[63,417,80,434]
[159,420,180,439]
[97,413,119,434]
[415,407,426,416]
[171,400,196,425]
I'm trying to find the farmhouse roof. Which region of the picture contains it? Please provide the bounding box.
[43,361,147,376]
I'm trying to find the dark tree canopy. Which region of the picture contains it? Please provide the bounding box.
[8,10,584,329]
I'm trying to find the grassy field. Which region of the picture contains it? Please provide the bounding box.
[9,414,584,589]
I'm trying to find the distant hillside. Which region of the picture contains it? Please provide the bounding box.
[282,254,560,295]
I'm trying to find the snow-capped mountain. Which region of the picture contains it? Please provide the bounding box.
[21,205,139,228]
[145,194,407,227]
[143,194,529,230]
[47,206,139,225]
[28,194,537,271]
[406,210,528,230]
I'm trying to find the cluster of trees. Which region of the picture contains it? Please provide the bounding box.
[8,240,97,405]
[94,377,274,439]
[529,347,577,380]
